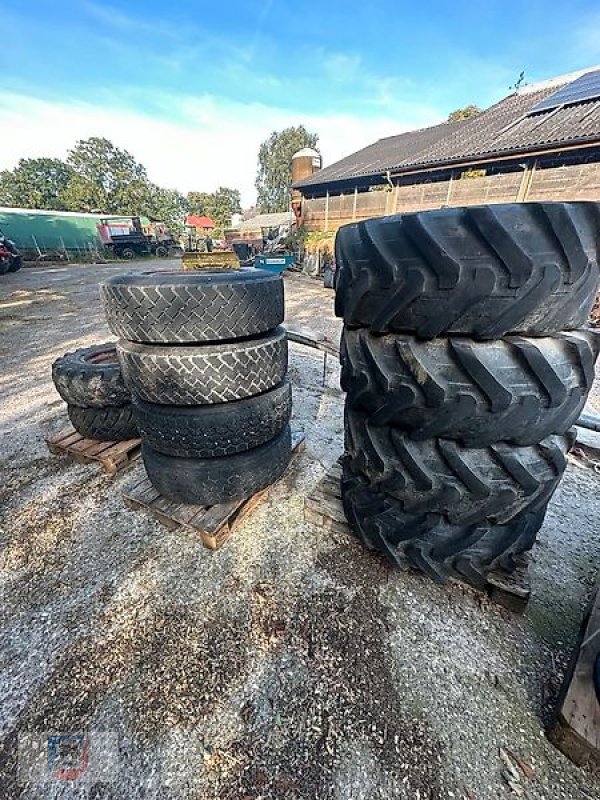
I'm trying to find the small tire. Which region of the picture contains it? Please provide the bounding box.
[52,343,131,408]
[121,248,136,260]
[155,245,169,258]
[101,269,285,343]
[344,409,574,525]
[142,425,292,505]
[133,379,292,457]
[7,255,22,273]
[118,327,287,405]
[341,461,549,586]
[68,404,138,441]
[335,202,600,338]
[341,327,600,446]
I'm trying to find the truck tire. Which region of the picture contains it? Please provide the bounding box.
[335,202,600,338]
[117,327,287,405]
[341,327,600,446]
[101,269,284,343]
[68,404,138,442]
[155,245,169,258]
[142,425,292,505]
[344,409,574,525]
[52,343,131,408]
[121,248,136,260]
[341,461,550,586]
[133,379,292,457]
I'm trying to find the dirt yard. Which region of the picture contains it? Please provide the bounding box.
[1,260,600,799]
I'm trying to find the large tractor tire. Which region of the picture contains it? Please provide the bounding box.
[68,404,138,442]
[101,269,284,343]
[142,425,292,505]
[335,202,600,339]
[52,343,131,408]
[133,380,292,458]
[344,409,573,525]
[118,327,288,405]
[341,461,550,586]
[341,327,600,446]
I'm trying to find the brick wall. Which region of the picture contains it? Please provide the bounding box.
[301,158,600,232]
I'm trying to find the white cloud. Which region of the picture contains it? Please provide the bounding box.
[0,90,443,206]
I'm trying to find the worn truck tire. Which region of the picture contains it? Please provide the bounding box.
[101,269,284,343]
[341,327,600,446]
[133,379,292,457]
[68,404,138,441]
[335,202,600,338]
[52,343,131,408]
[341,461,550,585]
[142,425,292,505]
[344,409,573,525]
[118,327,287,405]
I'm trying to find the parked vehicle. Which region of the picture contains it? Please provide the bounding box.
[0,228,22,274]
[97,216,181,259]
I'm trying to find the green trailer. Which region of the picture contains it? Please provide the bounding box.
[0,207,152,259]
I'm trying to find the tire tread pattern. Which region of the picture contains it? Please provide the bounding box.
[335,202,600,338]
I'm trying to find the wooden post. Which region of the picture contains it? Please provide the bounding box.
[517,160,536,201]
[394,183,400,214]
[352,187,358,221]
[445,171,454,206]
[324,191,329,232]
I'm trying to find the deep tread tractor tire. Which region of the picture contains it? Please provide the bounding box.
[101,269,284,343]
[52,343,131,408]
[341,327,600,446]
[68,404,138,441]
[117,327,287,405]
[344,409,574,525]
[133,380,292,457]
[341,462,549,586]
[142,425,292,505]
[335,202,600,338]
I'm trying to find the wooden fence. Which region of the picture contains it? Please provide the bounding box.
[302,159,600,232]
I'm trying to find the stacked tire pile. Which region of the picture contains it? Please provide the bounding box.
[335,201,600,586]
[100,270,292,505]
[52,344,138,441]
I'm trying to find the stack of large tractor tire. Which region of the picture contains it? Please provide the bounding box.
[101,270,292,505]
[335,202,600,586]
[52,343,138,441]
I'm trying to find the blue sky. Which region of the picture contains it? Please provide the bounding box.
[1,0,600,204]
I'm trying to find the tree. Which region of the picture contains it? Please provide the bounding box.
[256,125,318,213]
[0,157,74,209]
[62,137,150,213]
[447,105,481,122]
[186,187,242,231]
[144,184,188,233]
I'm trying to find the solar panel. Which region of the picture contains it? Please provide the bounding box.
[528,69,600,115]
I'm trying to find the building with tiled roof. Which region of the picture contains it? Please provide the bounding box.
[294,66,600,232]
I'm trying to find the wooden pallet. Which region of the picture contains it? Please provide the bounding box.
[548,585,600,767]
[122,432,305,550]
[46,426,141,475]
[304,460,531,613]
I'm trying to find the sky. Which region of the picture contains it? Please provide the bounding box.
[1,0,600,206]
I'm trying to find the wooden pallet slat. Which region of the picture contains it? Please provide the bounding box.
[304,458,531,613]
[122,432,305,550]
[548,586,600,767]
[46,424,141,475]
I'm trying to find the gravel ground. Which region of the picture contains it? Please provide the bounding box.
[1,261,600,799]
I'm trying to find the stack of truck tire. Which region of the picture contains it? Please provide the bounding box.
[335,202,600,586]
[52,344,138,441]
[100,270,292,505]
